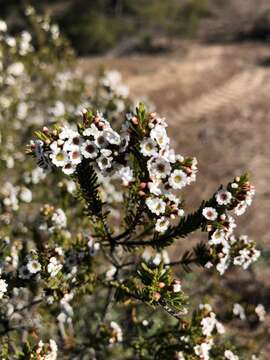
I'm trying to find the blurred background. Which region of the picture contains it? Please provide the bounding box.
[0,1,270,356]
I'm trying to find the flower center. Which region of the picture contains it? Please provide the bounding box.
[56,152,65,161]
[86,144,95,153]
[174,175,182,183]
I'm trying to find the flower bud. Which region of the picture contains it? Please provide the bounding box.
[153,292,161,301]
[172,280,182,293]
[131,116,138,125]
[220,213,226,221]
[140,182,147,189]
[158,282,166,289]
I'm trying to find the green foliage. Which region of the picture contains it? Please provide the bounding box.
[0,1,210,54]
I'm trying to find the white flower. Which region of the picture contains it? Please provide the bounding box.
[59,127,77,140]
[0,20,7,32]
[69,146,82,165]
[81,140,98,159]
[140,138,158,157]
[27,260,41,274]
[199,303,212,312]
[255,304,266,322]
[146,197,166,216]
[234,202,247,216]
[176,351,185,360]
[194,342,211,360]
[50,148,68,167]
[49,101,65,117]
[201,311,225,336]
[106,266,117,280]
[148,181,163,196]
[5,36,16,47]
[216,321,225,334]
[202,207,218,221]
[51,209,67,229]
[17,102,28,119]
[168,169,188,190]
[95,131,108,148]
[0,278,8,298]
[83,124,100,138]
[209,230,226,245]
[205,261,213,269]
[148,157,171,179]
[172,281,182,293]
[155,217,169,233]
[215,189,232,205]
[150,125,169,148]
[104,129,121,145]
[19,265,31,279]
[233,303,246,320]
[97,155,113,171]
[19,31,32,55]
[7,62,24,76]
[119,132,130,152]
[62,162,76,175]
[102,70,122,88]
[44,339,58,360]
[216,254,230,275]
[87,237,100,256]
[162,147,176,163]
[224,350,239,360]
[20,187,32,203]
[201,313,217,336]
[66,132,83,147]
[109,321,123,343]
[117,166,134,185]
[47,257,62,277]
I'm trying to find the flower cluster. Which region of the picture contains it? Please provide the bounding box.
[137,112,197,232]
[31,112,131,180]
[34,339,58,360]
[0,272,8,299]
[30,108,198,235]
[18,252,41,280]
[193,304,225,359]
[39,204,67,233]
[109,321,123,344]
[202,175,259,274]
[175,304,240,360]
[233,302,266,323]
[0,182,32,212]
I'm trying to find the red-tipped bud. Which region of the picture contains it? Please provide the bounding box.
[153,292,161,301]
[131,116,138,125]
[140,182,147,189]
[159,282,166,289]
